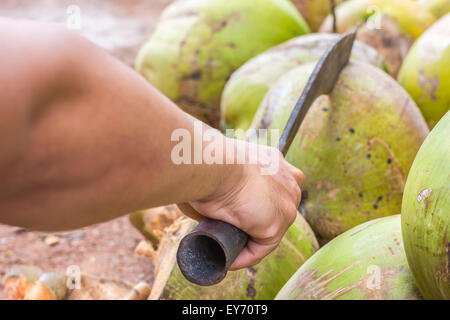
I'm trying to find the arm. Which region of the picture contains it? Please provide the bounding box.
[0,19,304,268]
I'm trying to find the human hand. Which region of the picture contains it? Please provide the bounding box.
[179,138,304,270]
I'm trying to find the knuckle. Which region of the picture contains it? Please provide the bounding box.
[262,223,280,240]
[287,205,297,225]
[295,169,305,184]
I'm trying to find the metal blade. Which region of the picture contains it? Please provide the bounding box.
[278,27,358,155]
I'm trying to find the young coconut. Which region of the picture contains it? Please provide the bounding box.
[401,111,450,300]
[397,14,450,129]
[417,0,450,18]
[249,61,429,242]
[149,213,319,300]
[320,0,436,76]
[290,0,344,31]
[135,0,309,128]
[276,215,422,300]
[221,33,385,133]
[3,265,42,299]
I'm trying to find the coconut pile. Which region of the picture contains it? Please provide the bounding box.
[4,0,449,300]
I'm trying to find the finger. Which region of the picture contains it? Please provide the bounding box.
[229,239,277,270]
[176,203,204,222]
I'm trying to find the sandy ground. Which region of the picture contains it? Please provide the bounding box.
[0,0,174,299]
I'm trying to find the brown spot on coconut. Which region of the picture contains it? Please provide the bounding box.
[276,215,422,300]
[249,60,429,242]
[148,213,318,300]
[319,0,436,77]
[221,33,385,133]
[135,0,310,128]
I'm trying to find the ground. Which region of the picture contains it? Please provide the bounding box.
[0,0,174,299]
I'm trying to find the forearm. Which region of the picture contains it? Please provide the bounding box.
[0,20,233,230]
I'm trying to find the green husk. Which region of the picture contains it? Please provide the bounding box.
[417,0,450,18]
[398,14,450,129]
[276,215,422,300]
[221,33,385,133]
[401,111,450,299]
[135,0,309,128]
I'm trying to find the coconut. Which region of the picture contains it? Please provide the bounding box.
[418,0,450,18]
[149,213,319,300]
[290,0,345,31]
[221,33,386,133]
[24,272,67,300]
[276,215,422,300]
[249,60,429,242]
[3,265,42,300]
[401,111,450,300]
[135,0,309,128]
[320,0,436,76]
[397,14,450,129]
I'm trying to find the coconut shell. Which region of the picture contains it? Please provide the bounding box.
[149,213,319,300]
[276,215,422,300]
[398,14,450,129]
[24,272,67,300]
[401,111,450,300]
[3,265,42,300]
[249,60,429,242]
[221,33,386,132]
[129,205,182,248]
[320,0,436,76]
[135,0,309,128]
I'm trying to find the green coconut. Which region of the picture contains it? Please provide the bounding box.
[276,215,422,300]
[290,0,345,31]
[418,0,450,18]
[149,213,319,300]
[320,0,436,76]
[249,60,429,242]
[221,33,385,133]
[401,111,450,299]
[135,0,309,128]
[397,14,450,129]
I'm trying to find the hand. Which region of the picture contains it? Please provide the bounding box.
[179,138,304,270]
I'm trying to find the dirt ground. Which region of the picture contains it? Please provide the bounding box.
[0,0,174,299]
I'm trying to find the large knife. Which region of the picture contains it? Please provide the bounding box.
[177,27,358,286]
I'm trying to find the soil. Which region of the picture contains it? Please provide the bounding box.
[0,0,174,299]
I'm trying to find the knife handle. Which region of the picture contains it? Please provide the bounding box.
[177,218,248,286]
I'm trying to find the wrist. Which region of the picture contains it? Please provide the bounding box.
[196,137,246,202]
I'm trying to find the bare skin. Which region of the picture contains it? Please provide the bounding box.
[0,19,304,270]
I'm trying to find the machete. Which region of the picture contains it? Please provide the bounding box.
[176,27,358,286]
